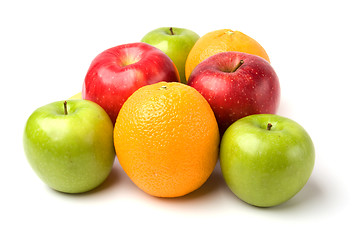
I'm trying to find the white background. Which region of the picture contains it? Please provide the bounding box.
[1,0,359,239]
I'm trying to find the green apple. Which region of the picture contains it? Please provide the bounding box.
[23,100,115,193]
[220,114,315,207]
[141,27,200,83]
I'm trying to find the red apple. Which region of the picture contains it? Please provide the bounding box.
[187,51,280,134]
[82,42,180,124]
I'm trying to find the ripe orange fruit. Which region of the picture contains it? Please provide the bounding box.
[114,82,220,197]
[185,29,270,80]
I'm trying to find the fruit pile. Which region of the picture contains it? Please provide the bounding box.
[23,27,315,207]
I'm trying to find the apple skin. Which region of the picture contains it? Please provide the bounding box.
[141,27,200,84]
[23,100,115,193]
[187,51,280,134]
[82,42,180,124]
[220,114,315,207]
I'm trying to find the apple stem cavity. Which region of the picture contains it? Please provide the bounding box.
[64,101,68,115]
[169,27,174,35]
[267,123,273,131]
[231,60,244,73]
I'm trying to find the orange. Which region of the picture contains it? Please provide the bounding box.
[113,82,220,197]
[185,29,270,80]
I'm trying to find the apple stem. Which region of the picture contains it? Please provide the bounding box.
[231,60,244,72]
[64,101,68,115]
[169,27,174,35]
[267,123,272,131]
